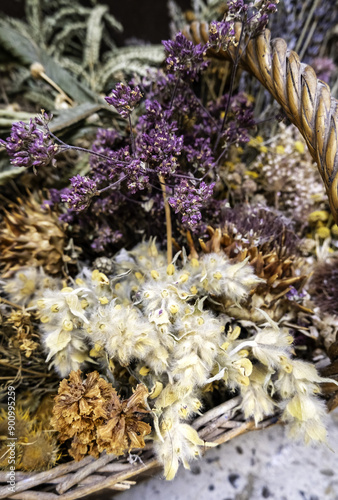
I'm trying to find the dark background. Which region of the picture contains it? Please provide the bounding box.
[0,0,193,44]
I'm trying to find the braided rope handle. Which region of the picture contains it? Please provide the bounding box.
[184,21,338,222]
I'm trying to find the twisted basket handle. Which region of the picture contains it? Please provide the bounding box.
[183,22,338,222]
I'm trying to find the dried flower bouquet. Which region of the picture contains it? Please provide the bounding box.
[0,0,337,497]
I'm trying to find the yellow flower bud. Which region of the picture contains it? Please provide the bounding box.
[99,297,109,305]
[213,271,222,280]
[89,344,102,357]
[166,264,175,275]
[51,304,59,313]
[190,286,198,294]
[170,304,179,314]
[228,325,241,340]
[37,300,45,309]
[276,145,285,155]
[190,258,199,267]
[92,270,100,280]
[238,375,250,386]
[294,140,305,154]
[81,299,89,309]
[98,273,109,285]
[40,315,50,323]
[308,210,329,223]
[139,366,150,376]
[151,270,160,280]
[238,349,249,357]
[135,272,143,281]
[150,381,163,399]
[75,278,85,286]
[316,226,330,239]
[179,273,189,284]
[63,320,73,331]
[61,287,73,293]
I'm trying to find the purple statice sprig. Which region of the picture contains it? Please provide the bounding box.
[105,83,143,119]
[60,174,99,211]
[209,0,278,54]
[162,32,209,81]
[168,179,215,230]
[209,20,237,52]
[136,100,184,176]
[0,112,60,170]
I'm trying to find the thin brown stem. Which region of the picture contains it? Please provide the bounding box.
[40,72,74,106]
[158,175,173,264]
[0,360,53,378]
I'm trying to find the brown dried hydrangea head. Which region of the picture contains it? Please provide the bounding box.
[97,384,151,456]
[52,370,151,461]
[51,370,114,460]
[0,193,67,277]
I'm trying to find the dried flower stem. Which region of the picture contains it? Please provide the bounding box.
[192,395,242,430]
[128,115,136,156]
[214,21,245,153]
[0,360,53,378]
[158,174,173,264]
[33,68,74,106]
[0,457,95,499]
[49,132,130,165]
[56,453,117,494]
[0,297,22,309]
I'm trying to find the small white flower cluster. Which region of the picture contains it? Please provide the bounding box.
[2,240,334,478]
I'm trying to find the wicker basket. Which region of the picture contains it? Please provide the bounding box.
[0,21,337,500]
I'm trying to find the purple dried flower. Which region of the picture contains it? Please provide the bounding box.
[89,128,123,182]
[247,0,278,35]
[126,159,149,193]
[168,179,215,230]
[136,100,183,176]
[60,175,98,211]
[105,83,143,118]
[0,114,60,170]
[228,0,247,15]
[209,20,237,51]
[91,225,123,252]
[162,32,209,81]
[185,138,216,174]
[286,286,306,302]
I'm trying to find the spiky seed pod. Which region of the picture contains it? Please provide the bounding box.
[0,194,67,277]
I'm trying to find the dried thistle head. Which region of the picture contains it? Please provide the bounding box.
[0,193,67,277]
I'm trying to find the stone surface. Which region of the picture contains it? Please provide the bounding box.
[115,410,338,500]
